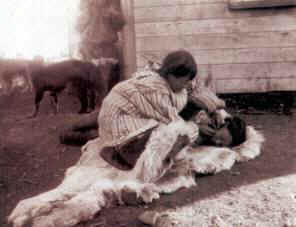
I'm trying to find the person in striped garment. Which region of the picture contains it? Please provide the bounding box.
[97,49,231,183]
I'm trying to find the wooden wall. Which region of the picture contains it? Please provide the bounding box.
[133,0,296,93]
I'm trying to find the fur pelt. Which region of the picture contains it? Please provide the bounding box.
[8,124,264,227]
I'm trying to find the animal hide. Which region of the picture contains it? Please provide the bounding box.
[8,126,264,227]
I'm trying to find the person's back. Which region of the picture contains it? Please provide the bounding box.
[98,72,188,142]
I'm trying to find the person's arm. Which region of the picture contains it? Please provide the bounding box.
[188,84,226,114]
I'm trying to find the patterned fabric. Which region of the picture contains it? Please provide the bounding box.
[98,71,188,143]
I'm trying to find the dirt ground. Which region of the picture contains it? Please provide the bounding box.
[0,90,296,227]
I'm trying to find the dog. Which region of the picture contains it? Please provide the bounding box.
[30,58,119,117]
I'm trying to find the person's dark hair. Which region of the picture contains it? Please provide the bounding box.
[226,116,247,147]
[179,100,202,121]
[158,50,197,80]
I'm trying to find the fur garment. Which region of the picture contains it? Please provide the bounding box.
[8,123,264,227]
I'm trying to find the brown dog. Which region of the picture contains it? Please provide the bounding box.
[30,58,119,117]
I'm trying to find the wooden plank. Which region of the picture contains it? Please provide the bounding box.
[134,0,227,8]
[216,77,296,93]
[216,78,267,93]
[135,6,180,23]
[136,31,296,51]
[213,62,296,93]
[183,31,296,50]
[136,36,183,52]
[134,3,296,23]
[211,62,296,79]
[136,47,296,67]
[135,15,296,37]
[204,63,269,81]
[136,61,296,80]
[135,0,179,8]
[266,77,296,91]
[229,0,296,9]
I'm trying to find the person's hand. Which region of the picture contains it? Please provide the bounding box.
[198,124,216,137]
[190,110,211,126]
[217,99,226,109]
[212,109,232,128]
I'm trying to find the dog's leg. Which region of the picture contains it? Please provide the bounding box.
[50,92,59,115]
[30,89,44,118]
[88,88,96,112]
[77,84,88,114]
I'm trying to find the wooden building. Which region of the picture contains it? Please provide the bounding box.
[123,0,296,94]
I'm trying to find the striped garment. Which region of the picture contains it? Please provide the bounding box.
[98,71,188,143]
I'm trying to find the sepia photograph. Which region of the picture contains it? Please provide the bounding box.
[1,0,296,226]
